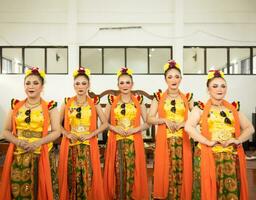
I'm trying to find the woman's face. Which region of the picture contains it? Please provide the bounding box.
[208,78,227,101]
[118,75,133,94]
[74,75,90,96]
[24,75,43,99]
[165,68,182,91]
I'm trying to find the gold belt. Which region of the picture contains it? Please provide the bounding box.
[17,130,42,138]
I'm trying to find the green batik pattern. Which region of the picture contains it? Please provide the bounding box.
[166,137,183,200]
[68,144,92,200]
[115,139,135,200]
[192,147,240,200]
[10,149,58,200]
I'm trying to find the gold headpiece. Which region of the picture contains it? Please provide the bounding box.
[164,60,180,72]
[25,67,45,79]
[73,66,91,77]
[117,67,133,77]
[207,70,225,80]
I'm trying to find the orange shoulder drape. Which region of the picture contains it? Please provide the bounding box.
[103,95,148,200]
[58,96,104,200]
[200,99,248,200]
[0,99,53,200]
[153,91,192,200]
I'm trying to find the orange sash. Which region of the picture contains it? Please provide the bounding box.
[0,99,53,200]
[58,96,104,200]
[200,99,248,200]
[103,95,148,200]
[153,91,192,199]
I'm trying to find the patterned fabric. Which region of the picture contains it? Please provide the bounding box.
[193,147,240,200]
[68,144,92,200]
[167,137,183,200]
[68,101,92,145]
[115,139,135,200]
[153,89,163,102]
[207,107,236,153]
[114,102,137,141]
[10,149,59,200]
[163,98,185,138]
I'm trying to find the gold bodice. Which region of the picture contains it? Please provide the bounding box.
[15,106,52,154]
[68,101,92,145]
[164,98,185,138]
[114,102,137,140]
[207,107,235,153]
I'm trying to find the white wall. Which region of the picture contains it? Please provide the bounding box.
[0,0,256,136]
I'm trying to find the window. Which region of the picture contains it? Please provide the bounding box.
[149,48,172,73]
[229,48,250,74]
[184,46,255,75]
[104,48,125,74]
[183,47,204,74]
[127,48,147,73]
[80,48,102,73]
[206,48,227,73]
[253,48,256,74]
[47,48,68,74]
[2,48,23,73]
[80,46,172,74]
[0,46,68,74]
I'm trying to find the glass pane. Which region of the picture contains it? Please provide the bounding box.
[127,48,147,73]
[207,48,227,73]
[183,47,204,74]
[253,48,256,74]
[149,48,171,73]
[2,48,23,73]
[47,48,68,74]
[230,48,250,74]
[80,48,102,73]
[104,48,125,73]
[24,48,45,70]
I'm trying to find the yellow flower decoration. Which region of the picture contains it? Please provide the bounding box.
[73,67,91,77]
[117,67,133,77]
[207,70,225,80]
[25,67,45,79]
[164,60,180,72]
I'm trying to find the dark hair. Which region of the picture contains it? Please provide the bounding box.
[164,67,181,78]
[117,73,133,83]
[24,73,44,85]
[74,74,90,82]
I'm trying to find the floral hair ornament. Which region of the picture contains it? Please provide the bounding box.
[73,66,91,78]
[207,69,225,80]
[25,67,45,79]
[117,67,133,77]
[164,60,180,72]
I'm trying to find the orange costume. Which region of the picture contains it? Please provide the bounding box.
[104,95,148,200]
[199,99,248,200]
[153,90,193,200]
[58,96,104,200]
[0,99,55,200]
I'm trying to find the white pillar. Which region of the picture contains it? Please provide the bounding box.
[67,0,79,74]
[173,0,184,72]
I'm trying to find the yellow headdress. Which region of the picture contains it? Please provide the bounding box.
[25,67,45,79]
[164,60,180,72]
[73,66,91,78]
[117,67,133,77]
[207,69,225,80]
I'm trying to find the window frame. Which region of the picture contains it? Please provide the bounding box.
[79,46,173,75]
[0,46,68,75]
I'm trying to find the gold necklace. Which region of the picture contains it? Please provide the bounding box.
[25,100,41,109]
[167,92,179,99]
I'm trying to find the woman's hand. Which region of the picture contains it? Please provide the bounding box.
[25,140,42,153]
[164,119,178,132]
[126,128,139,136]
[204,140,218,147]
[79,134,92,142]
[66,133,79,141]
[113,127,127,136]
[222,138,241,147]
